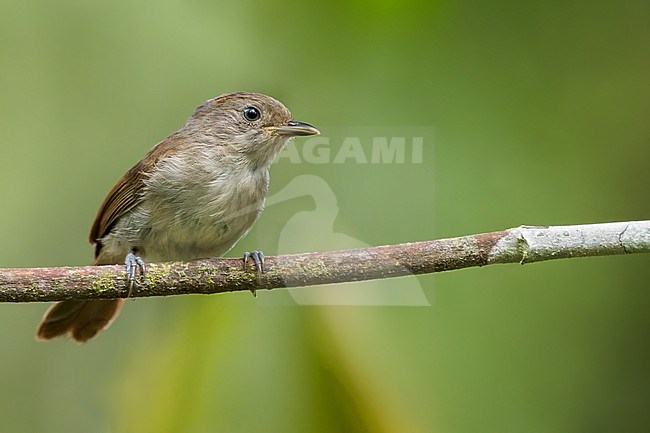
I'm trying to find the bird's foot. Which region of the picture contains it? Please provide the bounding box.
[243,251,265,297]
[125,251,146,297]
[243,251,265,273]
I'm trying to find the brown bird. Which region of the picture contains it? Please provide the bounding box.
[36,92,319,343]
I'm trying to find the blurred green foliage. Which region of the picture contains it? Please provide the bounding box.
[1,0,649,432]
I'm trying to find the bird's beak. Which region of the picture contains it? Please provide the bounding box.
[275,120,320,136]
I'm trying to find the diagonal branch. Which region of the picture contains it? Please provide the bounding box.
[1,220,648,303]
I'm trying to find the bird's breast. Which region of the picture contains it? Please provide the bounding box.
[101,151,269,263]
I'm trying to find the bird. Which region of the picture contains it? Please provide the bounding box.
[36,92,319,343]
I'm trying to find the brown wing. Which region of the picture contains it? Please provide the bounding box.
[88,135,183,258]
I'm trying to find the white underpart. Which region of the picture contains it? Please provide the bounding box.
[98,144,271,264]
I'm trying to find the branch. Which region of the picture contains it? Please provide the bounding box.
[1,221,648,303]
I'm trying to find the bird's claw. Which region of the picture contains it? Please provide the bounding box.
[125,252,145,297]
[243,251,265,273]
[243,251,265,297]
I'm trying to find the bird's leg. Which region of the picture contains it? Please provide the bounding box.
[125,250,146,297]
[243,251,265,297]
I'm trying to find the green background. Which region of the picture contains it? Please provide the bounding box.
[1,0,649,432]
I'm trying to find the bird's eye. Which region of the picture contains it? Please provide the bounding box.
[243,107,261,122]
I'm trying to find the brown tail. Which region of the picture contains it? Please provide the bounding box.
[36,299,125,343]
